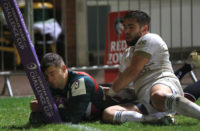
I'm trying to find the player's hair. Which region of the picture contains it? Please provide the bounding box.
[123,10,150,28]
[41,53,65,72]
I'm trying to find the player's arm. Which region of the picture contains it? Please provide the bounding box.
[30,99,41,112]
[109,53,149,96]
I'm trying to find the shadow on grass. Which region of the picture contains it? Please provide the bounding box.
[123,120,199,128]
[0,122,45,130]
[0,120,198,130]
[142,122,198,126]
[174,121,199,126]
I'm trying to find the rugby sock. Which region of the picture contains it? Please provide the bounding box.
[113,111,170,123]
[175,63,192,80]
[165,94,200,119]
[113,111,143,123]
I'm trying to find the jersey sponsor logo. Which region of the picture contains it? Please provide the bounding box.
[71,78,86,96]
[137,40,147,47]
[76,72,98,92]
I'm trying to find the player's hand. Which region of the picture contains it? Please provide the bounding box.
[30,100,41,112]
[101,86,110,100]
[107,88,117,97]
[101,86,117,97]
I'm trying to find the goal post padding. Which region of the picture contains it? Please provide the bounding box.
[0,0,62,123]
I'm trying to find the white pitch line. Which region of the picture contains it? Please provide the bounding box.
[66,123,102,131]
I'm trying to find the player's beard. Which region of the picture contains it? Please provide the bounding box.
[126,32,142,47]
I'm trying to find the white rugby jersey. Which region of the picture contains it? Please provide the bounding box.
[119,33,177,93]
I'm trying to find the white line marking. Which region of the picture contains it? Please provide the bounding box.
[66,123,102,131]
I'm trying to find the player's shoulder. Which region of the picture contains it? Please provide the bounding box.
[69,71,92,82]
[143,33,161,39]
[137,33,165,48]
[70,70,98,91]
[142,33,164,43]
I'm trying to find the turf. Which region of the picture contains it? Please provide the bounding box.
[0,96,200,131]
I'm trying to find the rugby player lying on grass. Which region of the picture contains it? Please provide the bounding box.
[29,53,119,124]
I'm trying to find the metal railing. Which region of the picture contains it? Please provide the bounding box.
[0,0,199,97]
[0,0,199,71]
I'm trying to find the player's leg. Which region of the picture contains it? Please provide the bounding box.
[102,103,142,123]
[175,63,193,80]
[150,78,200,120]
[174,50,200,80]
[183,80,200,102]
[174,50,200,102]
[102,103,173,124]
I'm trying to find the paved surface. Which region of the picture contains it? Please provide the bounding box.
[0,64,199,97]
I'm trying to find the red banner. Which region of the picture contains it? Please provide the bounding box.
[104,11,130,83]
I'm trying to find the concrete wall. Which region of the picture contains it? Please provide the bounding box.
[87,0,200,48]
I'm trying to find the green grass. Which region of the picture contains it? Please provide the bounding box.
[0,96,200,131]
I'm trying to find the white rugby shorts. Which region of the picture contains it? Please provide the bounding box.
[136,76,184,114]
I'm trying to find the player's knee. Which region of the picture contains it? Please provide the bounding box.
[150,91,167,111]
[102,107,115,123]
[103,105,125,123]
